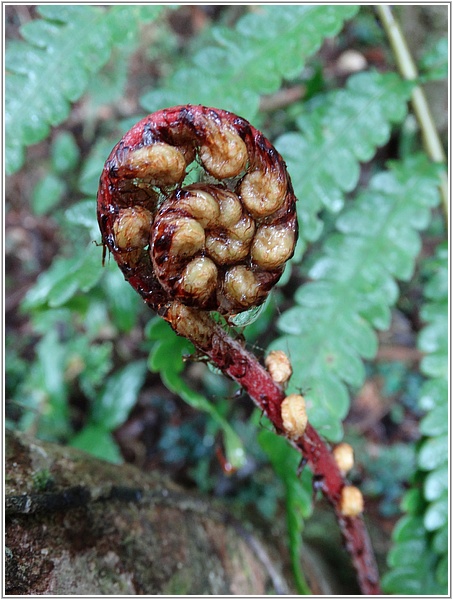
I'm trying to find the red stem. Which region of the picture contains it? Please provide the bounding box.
[162,303,381,595]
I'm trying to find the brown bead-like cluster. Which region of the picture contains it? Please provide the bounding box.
[265,350,293,385]
[98,106,298,316]
[281,394,308,440]
[339,485,364,517]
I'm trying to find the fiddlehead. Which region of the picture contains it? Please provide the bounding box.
[97,105,297,317]
[97,106,381,595]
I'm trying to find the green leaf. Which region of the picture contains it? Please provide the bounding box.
[276,71,413,244]
[31,173,65,215]
[419,403,448,437]
[65,199,99,240]
[51,131,80,173]
[91,360,147,431]
[419,37,448,81]
[432,525,448,555]
[391,515,426,543]
[435,554,448,587]
[418,377,447,412]
[22,243,104,310]
[146,318,246,469]
[70,424,123,463]
[104,4,166,45]
[423,493,448,532]
[75,341,113,401]
[6,5,166,174]
[78,138,119,196]
[417,435,448,471]
[102,267,144,333]
[86,48,131,108]
[147,318,194,375]
[11,327,72,441]
[400,488,423,514]
[418,317,448,355]
[35,330,70,439]
[424,465,448,502]
[37,330,66,398]
[141,5,358,122]
[382,554,441,595]
[388,539,428,568]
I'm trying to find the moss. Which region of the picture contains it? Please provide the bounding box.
[32,469,54,492]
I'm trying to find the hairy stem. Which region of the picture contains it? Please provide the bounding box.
[163,302,381,595]
[376,5,448,226]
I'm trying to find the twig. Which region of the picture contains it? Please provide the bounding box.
[259,85,306,112]
[376,5,448,226]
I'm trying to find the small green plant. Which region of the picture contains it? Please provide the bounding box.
[6,5,447,594]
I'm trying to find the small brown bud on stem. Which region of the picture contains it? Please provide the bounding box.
[340,485,364,517]
[281,394,308,440]
[265,350,292,385]
[333,443,355,475]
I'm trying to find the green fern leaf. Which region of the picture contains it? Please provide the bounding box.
[271,156,440,441]
[5,5,165,175]
[383,244,448,595]
[275,71,413,244]
[140,5,358,121]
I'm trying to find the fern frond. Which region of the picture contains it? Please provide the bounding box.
[271,155,441,441]
[382,243,448,594]
[5,5,165,174]
[140,5,358,121]
[275,71,413,245]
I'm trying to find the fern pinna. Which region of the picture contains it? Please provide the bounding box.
[275,71,414,247]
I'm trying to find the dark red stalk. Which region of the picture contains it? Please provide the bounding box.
[164,303,381,595]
